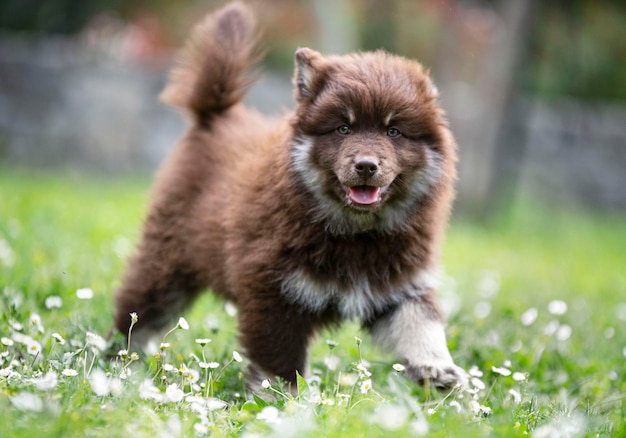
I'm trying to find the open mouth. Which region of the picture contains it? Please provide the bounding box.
[347,185,383,205]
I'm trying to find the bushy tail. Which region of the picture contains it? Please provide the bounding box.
[160,2,260,125]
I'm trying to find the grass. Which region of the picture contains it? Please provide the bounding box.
[1,168,625,437]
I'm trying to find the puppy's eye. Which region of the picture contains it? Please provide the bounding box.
[386,127,400,137]
[336,125,351,135]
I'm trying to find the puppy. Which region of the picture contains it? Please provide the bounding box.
[114,2,465,391]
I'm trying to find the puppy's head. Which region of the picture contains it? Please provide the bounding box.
[290,48,456,234]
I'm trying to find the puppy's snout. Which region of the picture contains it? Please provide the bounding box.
[354,157,379,178]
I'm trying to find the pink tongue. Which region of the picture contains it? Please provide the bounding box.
[349,186,380,205]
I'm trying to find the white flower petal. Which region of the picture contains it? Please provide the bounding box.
[45,296,63,309]
[165,383,185,403]
[521,308,538,326]
[491,366,512,377]
[177,317,189,330]
[548,300,568,315]
[76,288,94,300]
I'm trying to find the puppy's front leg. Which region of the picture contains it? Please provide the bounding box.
[369,295,466,390]
[238,293,317,393]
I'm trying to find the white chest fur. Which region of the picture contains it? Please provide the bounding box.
[280,268,438,321]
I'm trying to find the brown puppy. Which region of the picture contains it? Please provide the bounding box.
[114,2,466,391]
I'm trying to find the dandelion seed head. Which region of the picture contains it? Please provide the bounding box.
[76,288,94,300]
[45,296,63,309]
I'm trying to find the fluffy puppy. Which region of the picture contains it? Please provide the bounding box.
[114,2,465,390]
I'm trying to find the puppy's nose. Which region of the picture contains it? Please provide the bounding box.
[355,158,379,177]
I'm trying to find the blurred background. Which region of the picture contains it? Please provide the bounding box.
[1,0,625,215]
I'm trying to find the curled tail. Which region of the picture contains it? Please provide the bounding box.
[160,2,260,125]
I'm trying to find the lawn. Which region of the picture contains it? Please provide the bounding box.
[1,168,625,437]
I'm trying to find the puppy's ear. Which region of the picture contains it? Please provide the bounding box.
[294,47,325,101]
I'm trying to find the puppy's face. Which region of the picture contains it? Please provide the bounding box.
[291,48,452,233]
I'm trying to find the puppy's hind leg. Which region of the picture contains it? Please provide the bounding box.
[114,230,204,350]
[368,294,467,390]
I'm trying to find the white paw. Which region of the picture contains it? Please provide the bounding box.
[406,362,468,391]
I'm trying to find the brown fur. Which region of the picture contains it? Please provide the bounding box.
[114,2,465,390]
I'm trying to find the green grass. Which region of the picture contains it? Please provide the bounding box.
[1,168,625,437]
